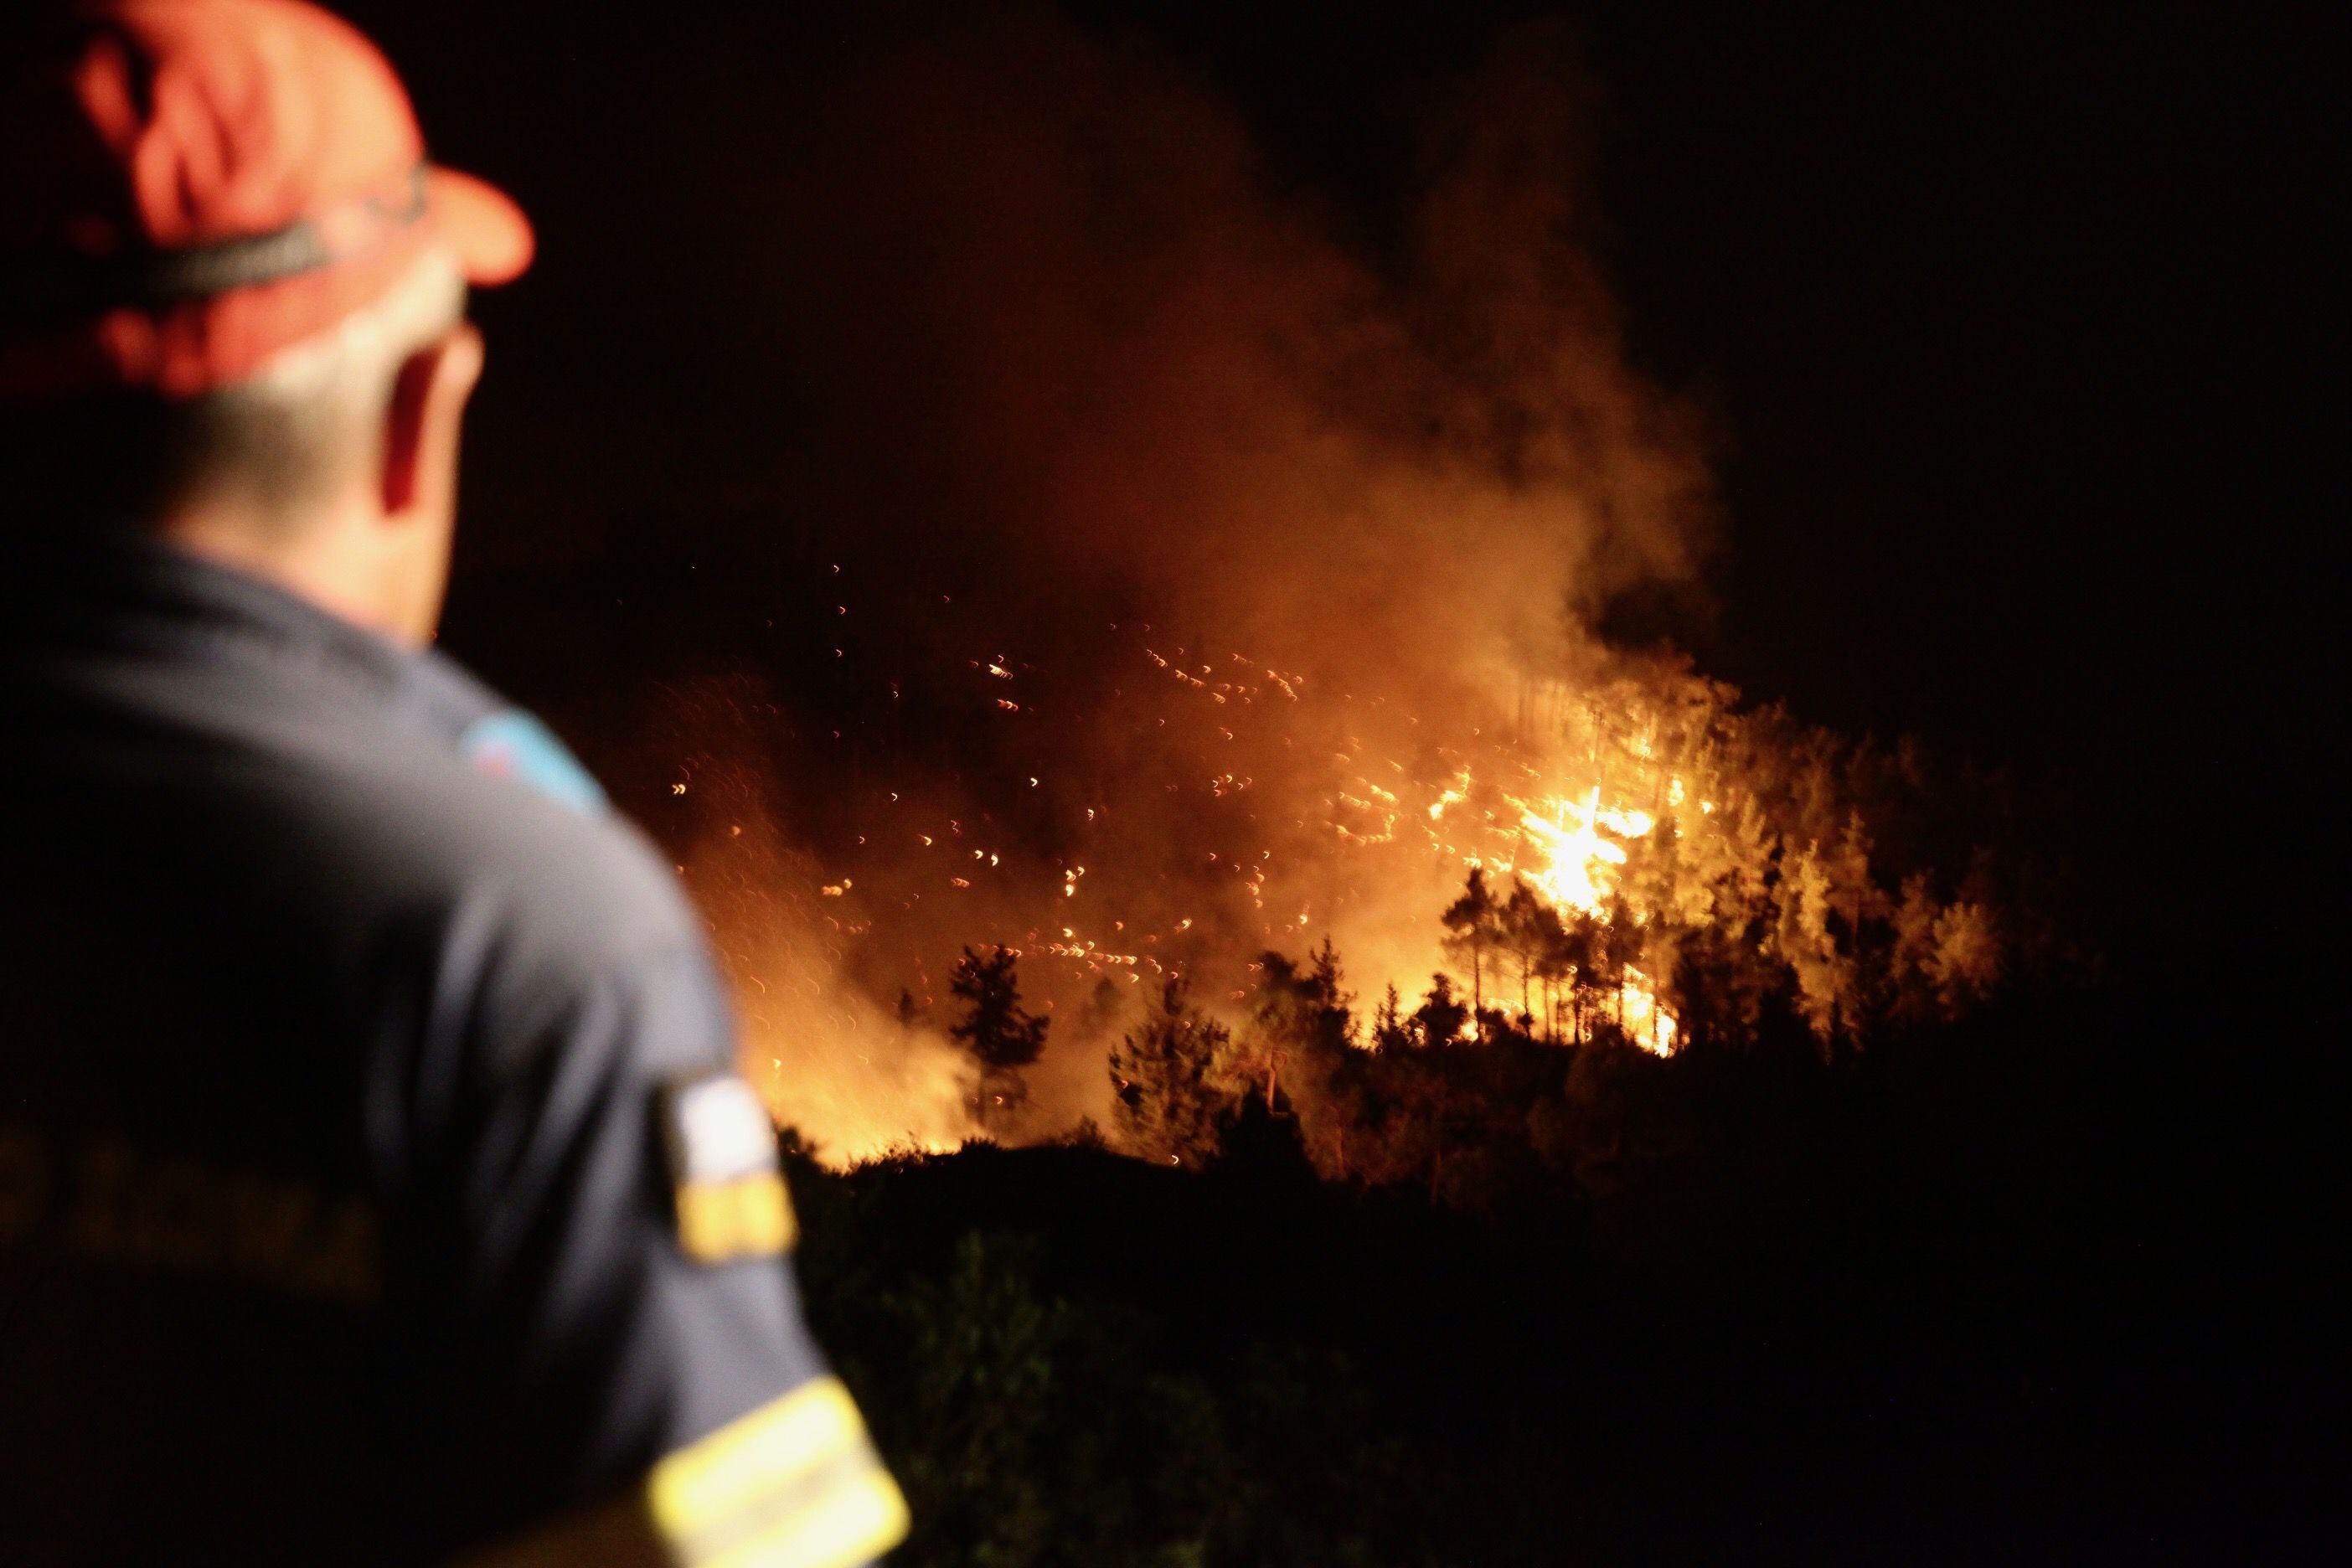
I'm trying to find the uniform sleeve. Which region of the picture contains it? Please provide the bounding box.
[410,931,907,1568]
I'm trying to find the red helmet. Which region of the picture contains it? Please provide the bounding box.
[0,0,532,399]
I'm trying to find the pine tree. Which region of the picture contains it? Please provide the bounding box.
[1411,972,1469,1047]
[1498,879,1550,1029]
[1371,983,1411,1053]
[1533,906,1585,1043]
[1441,868,1501,1014]
[1106,977,1231,1169]
[947,946,1050,1133]
[1602,895,1643,1039]
[1237,941,1360,1179]
[1565,911,1610,1044]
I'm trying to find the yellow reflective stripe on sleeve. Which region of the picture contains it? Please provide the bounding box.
[693,1464,908,1568]
[446,1377,907,1568]
[675,1171,797,1265]
[649,1376,908,1568]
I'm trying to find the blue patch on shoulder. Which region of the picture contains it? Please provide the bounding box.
[458,709,608,816]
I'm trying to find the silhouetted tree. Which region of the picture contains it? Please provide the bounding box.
[1411,972,1469,1047]
[1370,983,1411,1053]
[948,946,1050,1132]
[1666,921,1750,1052]
[1603,895,1644,1036]
[1235,941,1359,1179]
[1107,977,1231,1169]
[1441,868,1501,1014]
[1499,879,1552,1029]
[1534,908,1591,1043]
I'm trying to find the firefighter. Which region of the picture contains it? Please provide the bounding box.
[0,3,907,1564]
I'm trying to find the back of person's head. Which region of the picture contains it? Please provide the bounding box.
[1,0,531,635]
[5,251,466,535]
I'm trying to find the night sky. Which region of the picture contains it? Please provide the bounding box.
[345,0,2331,979]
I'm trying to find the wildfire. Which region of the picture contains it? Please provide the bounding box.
[674,592,2012,1168]
[619,13,2050,1177]
[1509,786,1652,916]
[1088,637,1688,1055]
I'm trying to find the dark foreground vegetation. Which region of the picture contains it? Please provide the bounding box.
[789,984,2328,1566]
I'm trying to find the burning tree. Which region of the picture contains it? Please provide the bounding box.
[948,946,1050,1134]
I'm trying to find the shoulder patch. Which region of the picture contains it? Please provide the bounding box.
[458,709,607,815]
[659,1071,796,1265]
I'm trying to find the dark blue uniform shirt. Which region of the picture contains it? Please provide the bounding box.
[0,532,905,1566]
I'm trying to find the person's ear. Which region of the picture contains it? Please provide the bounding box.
[379,322,485,519]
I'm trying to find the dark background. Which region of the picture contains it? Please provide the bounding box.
[23,7,2325,1557]
[343,0,2334,985]
[231,8,2352,1555]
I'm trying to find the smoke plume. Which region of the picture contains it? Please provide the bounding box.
[640,13,1720,1157]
